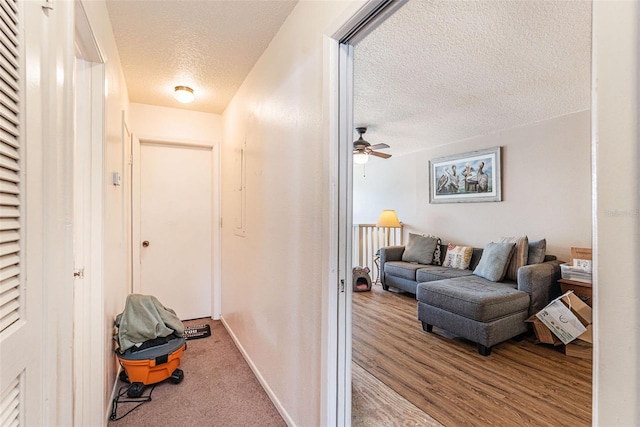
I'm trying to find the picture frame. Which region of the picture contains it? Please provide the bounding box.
[429,146,502,204]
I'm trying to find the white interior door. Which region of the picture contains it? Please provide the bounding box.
[137,142,212,320]
[0,2,44,425]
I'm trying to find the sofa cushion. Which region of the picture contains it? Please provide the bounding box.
[402,233,439,265]
[442,244,473,269]
[416,266,475,282]
[416,276,528,322]
[499,236,529,281]
[473,242,516,282]
[527,239,547,265]
[384,261,425,281]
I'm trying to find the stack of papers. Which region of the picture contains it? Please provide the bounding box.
[560,264,592,283]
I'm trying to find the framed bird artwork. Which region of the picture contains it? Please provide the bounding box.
[429,146,502,204]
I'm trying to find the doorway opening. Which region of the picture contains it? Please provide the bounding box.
[338,1,594,425]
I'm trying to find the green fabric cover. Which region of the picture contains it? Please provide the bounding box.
[115,294,185,353]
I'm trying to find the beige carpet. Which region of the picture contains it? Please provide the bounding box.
[108,319,286,426]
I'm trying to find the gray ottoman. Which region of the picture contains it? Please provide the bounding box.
[416,276,530,355]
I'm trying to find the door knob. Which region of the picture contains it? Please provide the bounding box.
[142,240,150,247]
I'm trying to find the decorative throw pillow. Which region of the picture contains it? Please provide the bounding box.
[527,239,547,265]
[442,244,474,270]
[425,234,442,265]
[473,242,516,282]
[499,236,529,281]
[402,233,438,265]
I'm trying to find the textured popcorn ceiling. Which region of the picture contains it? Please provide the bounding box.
[106,1,591,156]
[106,0,298,114]
[354,0,592,157]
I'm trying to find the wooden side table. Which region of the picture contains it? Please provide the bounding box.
[559,279,592,307]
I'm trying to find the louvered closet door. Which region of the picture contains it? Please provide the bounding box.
[0,1,43,425]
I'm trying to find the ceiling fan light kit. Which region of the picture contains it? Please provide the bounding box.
[353,126,391,164]
[174,85,195,103]
[353,152,369,164]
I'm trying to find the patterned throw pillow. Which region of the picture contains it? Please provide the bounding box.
[442,244,474,270]
[499,236,529,281]
[425,234,442,265]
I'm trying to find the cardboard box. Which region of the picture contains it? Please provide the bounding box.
[571,247,592,262]
[565,292,592,325]
[535,291,592,345]
[578,324,593,344]
[559,279,593,307]
[564,339,593,360]
[526,315,562,346]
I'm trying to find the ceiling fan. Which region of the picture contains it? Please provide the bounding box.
[353,127,391,164]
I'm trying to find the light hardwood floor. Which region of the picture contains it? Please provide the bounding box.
[352,361,442,427]
[351,284,592,426]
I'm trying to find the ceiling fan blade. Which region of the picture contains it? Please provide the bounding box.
[369,150,392,159]
[370,143,390,150]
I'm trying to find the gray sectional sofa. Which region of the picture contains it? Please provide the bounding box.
[379,236,563,355]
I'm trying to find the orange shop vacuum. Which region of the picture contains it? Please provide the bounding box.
[113,294,186,400]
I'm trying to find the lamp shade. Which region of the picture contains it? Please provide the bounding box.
[353,152,369,164]
[376,210,401,228]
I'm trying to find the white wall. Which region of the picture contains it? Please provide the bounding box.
[592,1,640,424]
[130,103,222,143]
[80,0,131,416]
[220,1,360,425]
[354,111,592,261]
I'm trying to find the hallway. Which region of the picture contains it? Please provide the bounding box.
[108,319,285,426]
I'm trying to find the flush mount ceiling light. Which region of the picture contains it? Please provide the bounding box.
[174,85,195,104]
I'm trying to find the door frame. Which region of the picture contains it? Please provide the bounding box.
[73,2,106,424]
[132,135,221,319]
[122,112,133,294]
[325,1,407,424]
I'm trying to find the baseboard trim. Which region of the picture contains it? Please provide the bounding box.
[106,365,123,424]
[220,316,295,427]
